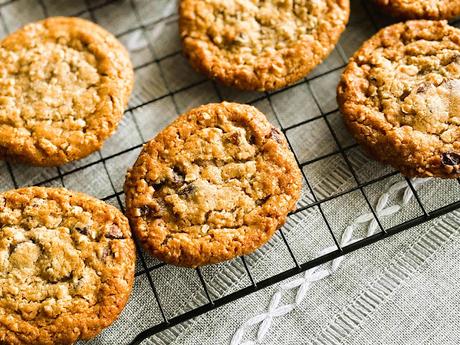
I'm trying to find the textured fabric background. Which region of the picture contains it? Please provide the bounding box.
[0,1,459,344]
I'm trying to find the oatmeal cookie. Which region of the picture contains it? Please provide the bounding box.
[0,17,134,166]
[0,187,135,345]
[374,0,460,19]
[179,0,349,91]
[337,20,460,178]
[124,102,302,267]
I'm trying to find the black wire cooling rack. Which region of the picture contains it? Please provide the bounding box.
[1,0,460,344]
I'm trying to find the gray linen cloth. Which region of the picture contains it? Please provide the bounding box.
[0,1,459,344]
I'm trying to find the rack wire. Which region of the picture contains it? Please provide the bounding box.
[0,1,460,344]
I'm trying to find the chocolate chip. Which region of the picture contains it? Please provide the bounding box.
[153,182,166,190]
[399,89,410,101]
[178,183,196,198]
[147,178,166,191]
[269,127,283,144]
[418,65,431,75]
[172,166,184,176]
[75,226,89,236]
[256,195,271,206]
[441,152,460,166]
[8,244,16,255]
[105,224,124,239]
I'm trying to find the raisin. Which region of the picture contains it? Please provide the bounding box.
[416,84,427,93]
[441,152,460,166]
[451,54,460,64]
[227,132,240,145]
[141,199,170,218]
[75,226,89,236]
[105,224,124,239]
[100,246,112,260]
[171,166,185,188]
[269,127,283,144]
[140,205,155,217]
[161,234,173,246]
[178,183,196,198]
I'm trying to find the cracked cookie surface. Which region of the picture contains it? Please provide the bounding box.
[338,20,460,178]
[0,17,134,166]
[374,0,460,19]
[179,0,349,91]
[0,187,135,345]
[124,102,302,267]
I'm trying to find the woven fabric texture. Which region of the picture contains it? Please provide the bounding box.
[0,1,459,344]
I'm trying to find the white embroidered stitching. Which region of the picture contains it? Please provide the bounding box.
[231,177,431,345]
[309,211,460,345]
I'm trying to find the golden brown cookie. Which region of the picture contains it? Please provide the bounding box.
[337,20,460,178]
[0,17,134,166]
[0,187,135,345]
[179,0,350,91]
[124,102,302,267]
[374,0,460,19]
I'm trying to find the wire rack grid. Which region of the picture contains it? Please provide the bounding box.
[0,0,460,344]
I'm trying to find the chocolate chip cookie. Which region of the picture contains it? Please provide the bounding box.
[179,0,349,91]
[124,102,302,267]
[0,187,135,344]
[338,20,460,178]
[0,17,134,166]
[374,0,460,19]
